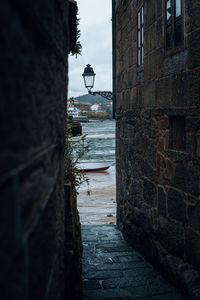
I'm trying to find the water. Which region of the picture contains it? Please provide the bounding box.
[77,119,116,225]
[79,119,115,163]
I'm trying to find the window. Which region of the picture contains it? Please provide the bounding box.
[165,0,183,51]
[137,6,144,66]
[169,116,186,150]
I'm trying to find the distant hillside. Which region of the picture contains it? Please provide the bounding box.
[76,93,111,105]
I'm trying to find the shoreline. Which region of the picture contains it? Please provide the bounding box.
[77,166,116,225]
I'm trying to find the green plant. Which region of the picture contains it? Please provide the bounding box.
[64,118,90,193]
[70,10,82,58]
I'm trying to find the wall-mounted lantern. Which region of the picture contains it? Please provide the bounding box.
[82,64,112,101]
[82,64,96,92]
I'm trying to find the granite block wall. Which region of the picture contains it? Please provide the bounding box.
[64,184,83,300]
[115,0,200,298]
[0,1,82,300]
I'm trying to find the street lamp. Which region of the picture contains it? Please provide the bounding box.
[82,64,96,92]
[82,64,112,101]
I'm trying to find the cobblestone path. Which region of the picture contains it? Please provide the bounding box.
[82,225,185,300]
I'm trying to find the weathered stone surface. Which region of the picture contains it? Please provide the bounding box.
[128,66,136,89]
[154,294,185,300]
[196,130,200,158]
[83,280,101,290]
[172,72,194,107]
[167,188,186,223]
[156,18,164,49]
[64,185,82,300]
[0,1,82,300]
[143,80,156,106]
[83,288,132,299]
[187,29,200,69]
[125,204,153,236]
[174,165,200,196]
[145,0,156,28]
[193,70,200,106]
[188,201,200,232]
[185,228,200,271]
[115,0,200,298]
[185,0,200,33]
[144,53,156,81]
[29,188,61,300]
[156,77,171,107]
[85,270,123,280]
[82,225,184,300]
[145,24,156,55]
[157,216,185,257]
[157,186,167,216]
[186,117,200,132]
[140,159,155,181]
[163,52,188,76]
[136,70,144,85]
[156,0,163,18]
[143,178,157,206]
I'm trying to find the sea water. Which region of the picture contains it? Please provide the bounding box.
[80,119,115,163]
[77,119,116,224]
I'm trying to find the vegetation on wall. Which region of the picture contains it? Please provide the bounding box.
[71,15,82,57]
[64,117,90,192]
[69,1,82,57]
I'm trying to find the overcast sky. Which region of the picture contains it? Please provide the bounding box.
[68,0,112,98]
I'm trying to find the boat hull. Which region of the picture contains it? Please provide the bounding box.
[77,162,111,172]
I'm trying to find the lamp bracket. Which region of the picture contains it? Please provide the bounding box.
[89,91,112,101]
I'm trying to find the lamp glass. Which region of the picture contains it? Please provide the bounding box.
[82,64,96,92]
[83,75,95,90]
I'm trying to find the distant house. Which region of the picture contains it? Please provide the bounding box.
[69,97,79,105]
[68,105,79,118]
[73,99,79,105]
[107,102,112,108]
[90,103,101,111]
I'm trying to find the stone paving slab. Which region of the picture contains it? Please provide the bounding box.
[82,225,186,300]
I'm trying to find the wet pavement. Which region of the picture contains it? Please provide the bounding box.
[82,225,185,300]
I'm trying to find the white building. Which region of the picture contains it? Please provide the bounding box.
[90,103,101,111]
[68,106,79,118]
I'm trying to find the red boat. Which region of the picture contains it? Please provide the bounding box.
[78,161,111,172]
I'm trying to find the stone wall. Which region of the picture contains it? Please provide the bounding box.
[64,184,83,300]
[115,0,200,298]
[0,1,82,300]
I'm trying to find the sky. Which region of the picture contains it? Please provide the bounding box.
[68,0,112,98]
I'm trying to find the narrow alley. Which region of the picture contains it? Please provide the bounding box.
[82,225,185,300]
[1,0,200,299]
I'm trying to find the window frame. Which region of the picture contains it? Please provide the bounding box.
[137,5,144,67]
[164,0,184,54]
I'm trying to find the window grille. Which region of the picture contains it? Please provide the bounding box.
[137,6,144,66]
[165,0,183,51]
